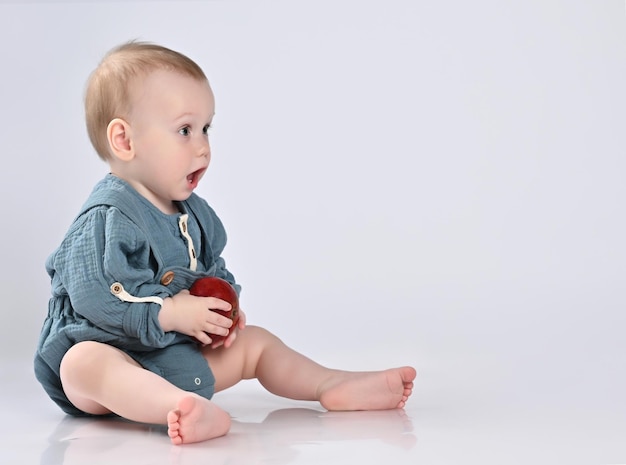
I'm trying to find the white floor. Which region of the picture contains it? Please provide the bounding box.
[3,356,625,465]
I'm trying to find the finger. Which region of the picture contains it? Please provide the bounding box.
[203,323,229,337]
[195,331,212,346]
[206,312,234,329]
[222,329,238,349]
[203,297,232,311]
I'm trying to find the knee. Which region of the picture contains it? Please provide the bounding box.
[60,341,113,385]
[61,341,102,367]
[238,325,285,359]
[241,325,281,344]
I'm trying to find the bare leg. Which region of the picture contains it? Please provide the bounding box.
[60,341,231,444]
[205,325,416,411]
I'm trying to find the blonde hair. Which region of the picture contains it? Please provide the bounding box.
[84,41,208,160]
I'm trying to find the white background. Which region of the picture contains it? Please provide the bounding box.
[0,1,625,463]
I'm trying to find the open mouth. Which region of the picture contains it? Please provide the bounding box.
[187,168,206,188]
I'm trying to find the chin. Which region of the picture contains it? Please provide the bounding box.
[177,185,196,199]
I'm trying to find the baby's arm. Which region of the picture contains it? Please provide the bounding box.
[158,291,234,346]
[52,207,228,349]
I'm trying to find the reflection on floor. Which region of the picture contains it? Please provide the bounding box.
[40,406,416,465]
[3,359,625,465]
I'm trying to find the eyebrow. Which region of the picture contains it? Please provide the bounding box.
[173,112,215,123]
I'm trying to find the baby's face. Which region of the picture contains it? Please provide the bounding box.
[124,69,215,213]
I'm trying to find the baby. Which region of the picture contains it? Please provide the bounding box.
[34,41,416,445]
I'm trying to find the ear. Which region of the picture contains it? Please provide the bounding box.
[107,118,134,162]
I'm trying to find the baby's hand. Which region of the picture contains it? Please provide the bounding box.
[212,308,246,349]
[159,290,234,346]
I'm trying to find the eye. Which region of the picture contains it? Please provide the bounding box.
[202,124,212,136]
[178,126,190,136]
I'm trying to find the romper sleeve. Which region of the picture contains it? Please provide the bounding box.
[50,206,176,349]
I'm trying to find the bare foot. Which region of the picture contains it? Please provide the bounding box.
[166,395,231,445]
[318,366,416,411]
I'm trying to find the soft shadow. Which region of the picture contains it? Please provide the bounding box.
[41,408,417,464]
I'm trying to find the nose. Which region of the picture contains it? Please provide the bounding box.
[197,136,211,158]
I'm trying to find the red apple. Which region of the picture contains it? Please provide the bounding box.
[189,276,240,344]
